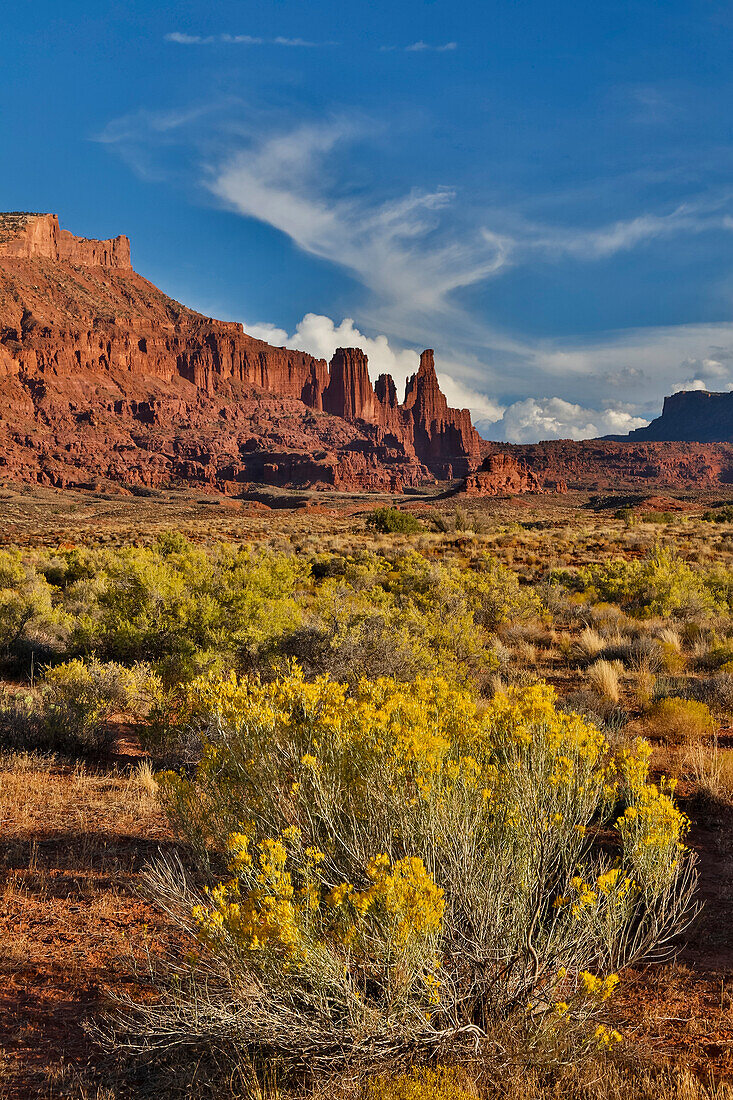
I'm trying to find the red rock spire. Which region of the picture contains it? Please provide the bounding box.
[322,347,376,421]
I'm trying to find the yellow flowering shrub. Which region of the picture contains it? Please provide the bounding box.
[156,670,696,1070]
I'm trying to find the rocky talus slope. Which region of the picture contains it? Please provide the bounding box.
[461,440,733,494]
[0,213,513,493]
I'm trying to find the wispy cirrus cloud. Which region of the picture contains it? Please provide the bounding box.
[98,102,733,440]
[381,41,458,53]
[497,201,733,262]
[208,118,508,329]
[165,32,336,47]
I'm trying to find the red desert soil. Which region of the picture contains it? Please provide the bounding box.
[0,746,181,1099]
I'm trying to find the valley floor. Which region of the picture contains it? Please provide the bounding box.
[3,487,733,1097]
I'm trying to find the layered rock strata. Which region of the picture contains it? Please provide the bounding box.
[0,213,487,492]
[483,440,733,491]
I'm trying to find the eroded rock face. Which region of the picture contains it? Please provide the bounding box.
[403,350,482,476]
[462,452,566,496]
[0,212,131,268]
[489,440,733,491]
[323,348,376,421]
[0,213,484,492]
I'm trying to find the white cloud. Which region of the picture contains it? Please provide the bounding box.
[438,373,505,423]
[164,32,333,47]
[485,201,733,265]
[523,323,733,409]
[245,313,420,393]
[210,121,508,328]
[380,42,458,53]
[668,377,710,392]
[99,103,733,440]
[243,313,506,425]
[486,398,648,444]
[405,41,458,52]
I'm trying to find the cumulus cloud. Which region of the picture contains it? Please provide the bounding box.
[245,313,421,393]
[437,373,505,423]
[485,398,648,444]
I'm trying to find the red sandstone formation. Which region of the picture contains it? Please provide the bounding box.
[486,439,733,492]
[0,212,485,493]
[323,348,377,422]
[0,212,130,268]
[609,389,733,443]
[403,351,483,477]
[463,452,566,496]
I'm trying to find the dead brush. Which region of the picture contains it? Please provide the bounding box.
[634,662,657,712]
[514,641,538,665]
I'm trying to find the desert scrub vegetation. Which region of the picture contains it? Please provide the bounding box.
[644,698,717,745]
[0,658,160,753]
[0,537,550,719]
[99,670,697,1084]
[365,506,423,534]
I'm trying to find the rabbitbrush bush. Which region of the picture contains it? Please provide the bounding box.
[104,672,696,1076]
[41,658,160,753]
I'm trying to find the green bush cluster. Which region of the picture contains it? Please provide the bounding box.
[702,505,733,523]
[553,547,723,619]
[365,506,423,534]
[0,538,546,704]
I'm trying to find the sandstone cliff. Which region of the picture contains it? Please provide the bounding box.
[610,389,733,443]
[463,452,566,496]
[0,213,486,493]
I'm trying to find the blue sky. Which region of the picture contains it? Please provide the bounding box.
[5,1,733,440]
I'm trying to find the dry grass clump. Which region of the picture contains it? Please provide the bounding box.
[365,1066,477,1100]
[573,627,606,663]
[645,698,717,744]
[634,664,657,711]
[684,739,733,805]
[586,659,623,703]
[358,1066,733,1100]
[657,627,682,651]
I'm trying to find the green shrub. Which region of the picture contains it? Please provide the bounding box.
[0,550,68,664]
[0,688,43,751]
[66,539,307,678]
[702,505,733,523]
[41,658,159,753]
[646,697,717,744]
[553,548,720,619]
[640,511,674,524]
[365,507,422,534]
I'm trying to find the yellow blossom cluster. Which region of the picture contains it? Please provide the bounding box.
[595,1024,623,1049]
[194,829,444,974]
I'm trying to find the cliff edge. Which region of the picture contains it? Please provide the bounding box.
[0,212,498,493]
